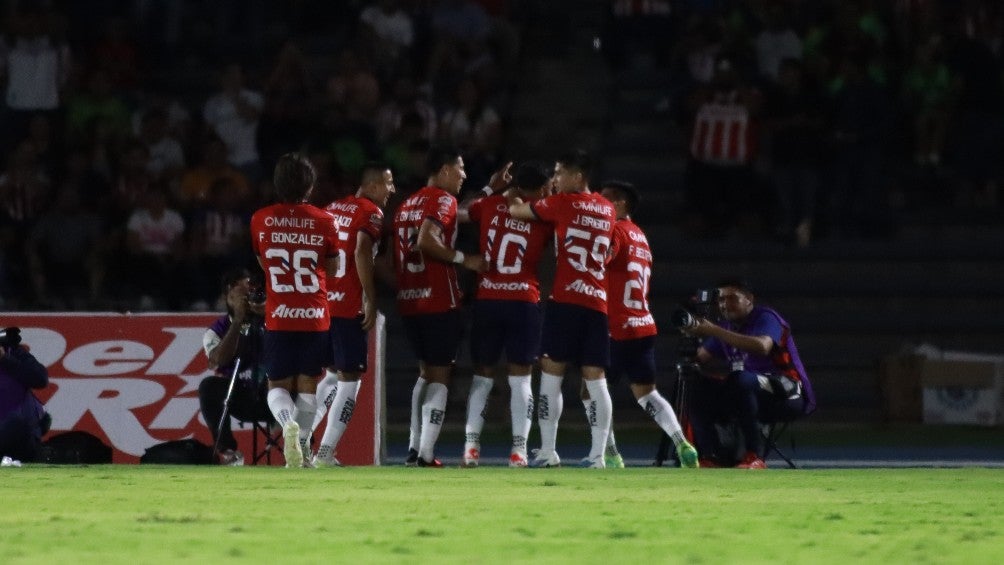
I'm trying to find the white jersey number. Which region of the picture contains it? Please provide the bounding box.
[487,229,528,274]
[264,248,320,293]
[564,227,610,280]
[333,231,350,279]
[623,261,651,310]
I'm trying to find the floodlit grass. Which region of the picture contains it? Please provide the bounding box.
[3,466,1004,564]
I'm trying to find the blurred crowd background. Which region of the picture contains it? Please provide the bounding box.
[0,0,1001,313]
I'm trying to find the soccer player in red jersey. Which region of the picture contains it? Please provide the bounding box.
[599,181,698,468]
[250,153,340,467]
[462,161,554,467]
[310,162,396,467]
[509,150,617,468]
[393,146,487,467]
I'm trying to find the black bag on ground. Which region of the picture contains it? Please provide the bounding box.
[140,439,214,464]
[41,431,113,464]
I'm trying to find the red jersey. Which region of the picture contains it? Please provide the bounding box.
[325,194,384,318]
[251,203,340,331]
[392,186,462,315]
[606,218,658,340]
[469,194,553,303]
[530,191,615,313]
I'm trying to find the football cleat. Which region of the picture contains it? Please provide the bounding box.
[676,441,700,469]
[312,454,342,467]
[417,457,444,468]
[509,453,529,468]
[216,449,244,467]
[461,447,481,468]
[405,448,419,467]
[736,451,767,469]
[604,453,625,468]
[528,449,561,468]
[282,421,302,468]
[579,455,606,469]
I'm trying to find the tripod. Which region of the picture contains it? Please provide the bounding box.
[653,360,698,466]
[211,319,272,462]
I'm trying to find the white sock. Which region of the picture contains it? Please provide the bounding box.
[537,372,563,454]
[294,393,317,454]
[584,379,612,461]
[638,390,686,445]
[318,380,360,459]
[508,374,532,455]
[606,427,620,457]
[409,377,428,451]
[266,388,295,427]
[464,375,494,448]
[312,370,339,433]
[418,383,448,461]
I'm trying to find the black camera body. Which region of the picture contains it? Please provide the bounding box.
[0,326,22,347]
[670,289,717,331]
[671,289,718,364]
[248,283,266,306]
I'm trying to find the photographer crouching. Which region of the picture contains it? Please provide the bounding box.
[0,327,50,463]
[680,278,816,468]
[198,269,272,465]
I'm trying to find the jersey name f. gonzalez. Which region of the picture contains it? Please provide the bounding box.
[469,194,552,303]
[606,218,657,340]
[250,203,340,331]
[325,195,384,318]
[392,185,461,316]
[530,191,615,313]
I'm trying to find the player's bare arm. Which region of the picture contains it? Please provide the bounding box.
[417,218,487,272]
[355,231,378,331]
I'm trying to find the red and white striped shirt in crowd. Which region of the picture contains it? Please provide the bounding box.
[689,90,757,166]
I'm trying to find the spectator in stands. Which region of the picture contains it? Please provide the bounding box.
[375,77,437,144]
[203,63,264,183]
[902,35,951,168]
[26,186,104,309]
[0,140,52,300]
[764,58,824,248]
[944,14,1002,208]
[0,328,49,463]
[90,15,140,93]
[824,49,892,238]
[358,0,415,80]
[186,177,250,309]
[65,69,132,146]
[258,41,318,171]
[178,136,250,209]
[439,78,501,185]
[754,4,803,83]
[683,55,763,237]
[139,107,186,186]
[685,278,816,468]
[124,185,186,309]
[0,6,71,155]
[198,268,271,465]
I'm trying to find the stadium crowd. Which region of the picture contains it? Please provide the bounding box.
[1,1,1003,309]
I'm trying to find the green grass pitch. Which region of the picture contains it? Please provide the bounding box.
[3,466,1004,563]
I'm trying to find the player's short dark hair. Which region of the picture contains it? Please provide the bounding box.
[360,161,390,185]
[717,276,755,296]
[425,145,462,177]
[511,161,551,191]
[556,149,593,181]
[600,180,640,213]
[273,153,316,202]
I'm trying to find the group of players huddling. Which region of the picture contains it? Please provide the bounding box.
[250,148,699,469]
